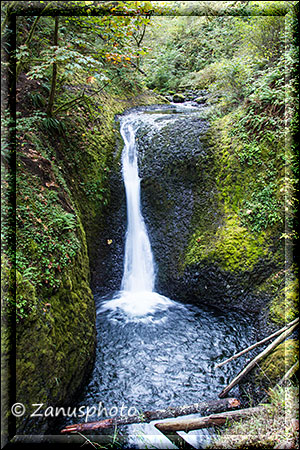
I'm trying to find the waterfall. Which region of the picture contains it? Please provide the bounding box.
[100,113,174,319]
[120,119,155,292]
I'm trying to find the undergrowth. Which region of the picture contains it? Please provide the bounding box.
[209,382,299,449]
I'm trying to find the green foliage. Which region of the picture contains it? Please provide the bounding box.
[240,181,283,232]
[40,116,66,135]
[0,109,83,317]
[16,168,80,291]
[1,256,38,323]
[208,56,254,108]
[146,41,187,92]
[79,180,108,204]
[29,92,46,108]
[144,15,239,92]
[209,382,299,449]
[15,269,38,322]
[13,1,156,115]
[16,110,46,132]
[26,45,106,83]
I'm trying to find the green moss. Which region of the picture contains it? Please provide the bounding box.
[186,211,268,272]
[173,93,185,102]
[15,162,80,296]
[185,106,284,275]
[15,269,38,320]
[16,220,96,425]
[269,270,299,325]
[11,86,165,432]
[257,339,298,383]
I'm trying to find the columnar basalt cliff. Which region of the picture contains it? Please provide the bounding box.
[96,103,287,317]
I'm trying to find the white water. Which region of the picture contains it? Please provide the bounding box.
[100,115,174,319]
[121,119,155,292]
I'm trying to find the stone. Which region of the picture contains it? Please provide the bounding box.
[195,96,206,104]
[172,93,185,103]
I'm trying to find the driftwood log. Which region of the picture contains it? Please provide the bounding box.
[154,406,265,433]
[219,322,298,398]
[215,318,299,369]
[60,398,240,434]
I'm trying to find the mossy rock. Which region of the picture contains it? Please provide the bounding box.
[11,87,167,433]
[15,221,96,432]
[269,273,299,325]
[256,338,299,385]
[186,212,269,273]
[194,96,206,104]
[172,93,185,103]
[178,106,286,314]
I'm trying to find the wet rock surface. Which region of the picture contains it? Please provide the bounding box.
[92,103,274,315]
[91,160,126,295]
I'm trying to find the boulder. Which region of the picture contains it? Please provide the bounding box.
[172,93,185,103]
[194,95,206,104]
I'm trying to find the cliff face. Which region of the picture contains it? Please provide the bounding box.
[15,224,96,433]
[97,102,288,320]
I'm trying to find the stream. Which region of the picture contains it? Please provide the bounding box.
[63,103,256,448]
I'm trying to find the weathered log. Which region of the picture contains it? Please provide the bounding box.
[215,318,299,369]
[60,397,241,434]
[219,322,298,398]
[155,406,265,433]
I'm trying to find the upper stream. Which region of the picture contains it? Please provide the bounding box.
[63,103,256,449]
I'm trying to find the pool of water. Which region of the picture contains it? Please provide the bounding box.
[62,292,256,448]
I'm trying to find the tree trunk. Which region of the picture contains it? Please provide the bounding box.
[46,16,59,117]
[154,406,265,433]
[15,2,54,80]
[60,397,241,434]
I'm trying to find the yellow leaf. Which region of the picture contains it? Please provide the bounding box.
[87,76,96,84]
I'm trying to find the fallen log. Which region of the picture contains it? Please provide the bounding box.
[60,397,241,434]
[219,322,298,398]
[155,406,265,433]
[215,318,299,369]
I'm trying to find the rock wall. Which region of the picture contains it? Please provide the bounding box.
[99,103,286,317]
[15,223,96,433]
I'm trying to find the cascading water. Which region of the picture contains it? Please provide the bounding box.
[62,103,256,449]
[100,115,174,319]
[121,120,155,293]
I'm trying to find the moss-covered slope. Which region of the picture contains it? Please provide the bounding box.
[2,78,164,433]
